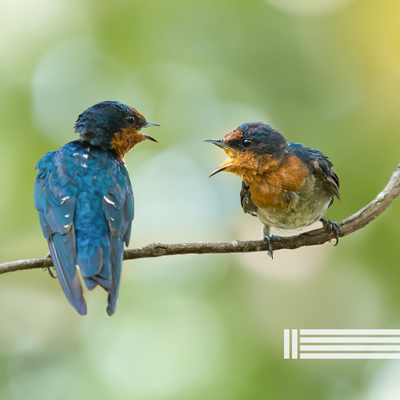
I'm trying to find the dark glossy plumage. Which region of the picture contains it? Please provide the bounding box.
[206,122,341,257]
[34,101,159,315]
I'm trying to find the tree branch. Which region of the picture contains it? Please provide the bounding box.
[2,163,400,275]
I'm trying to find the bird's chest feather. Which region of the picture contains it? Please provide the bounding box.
[244,155,309,210]
[243,156,333,230]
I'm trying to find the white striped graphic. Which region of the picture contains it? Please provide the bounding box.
[300,345,400,351]
[300,353,400,359]
[292,329,298,359]
[300,337,400,343]
[284,329,290,359]
[300,329,400,335]
[284,329,400,359]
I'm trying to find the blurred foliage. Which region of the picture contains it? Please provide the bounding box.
[1,0,400,399]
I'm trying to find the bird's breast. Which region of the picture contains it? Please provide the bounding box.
[243,155,334,230]
[253,176,333,231]
[245,155,309,210]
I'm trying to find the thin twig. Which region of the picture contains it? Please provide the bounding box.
[1,163,400,275]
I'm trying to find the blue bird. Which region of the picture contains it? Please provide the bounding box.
[34,101,159,315]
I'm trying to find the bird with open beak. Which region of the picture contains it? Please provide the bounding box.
[205,122,341,258]
[34,101,160,315]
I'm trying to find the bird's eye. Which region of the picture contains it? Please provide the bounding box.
[241,139,253,148]
[126,115,136,125]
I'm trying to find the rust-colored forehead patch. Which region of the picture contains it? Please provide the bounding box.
[128,106,146,122]
[223,129,243,142]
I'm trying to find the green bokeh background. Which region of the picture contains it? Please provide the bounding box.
[1,0,400,399]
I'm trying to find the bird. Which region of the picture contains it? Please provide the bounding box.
[205,122,341,258]
[34,101,160,315]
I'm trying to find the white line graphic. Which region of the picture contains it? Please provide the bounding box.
[284,329,400,359]
[284,329,290,359]
[300,353,400,359]
[300,329,400,335]
[292,329,298,359]
[300,345,400,352]
[300,337,400,343]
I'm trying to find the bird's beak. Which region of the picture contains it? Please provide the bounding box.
[142,121,160,142]
[204,139,238,177]
[144,122,161,128]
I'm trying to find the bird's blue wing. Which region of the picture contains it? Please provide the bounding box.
[34,151,87,315]
[101,165,134,316]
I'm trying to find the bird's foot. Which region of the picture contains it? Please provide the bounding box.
[320,219,342,246]
[41,253,58,279]
[262,235,283,259]
[46,268,58,279]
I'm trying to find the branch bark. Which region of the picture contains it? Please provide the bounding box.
[2,163,400,275]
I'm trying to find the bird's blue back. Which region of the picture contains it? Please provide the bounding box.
[34,140,134,315]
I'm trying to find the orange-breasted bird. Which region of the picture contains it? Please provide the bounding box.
[34,101,159,315]
[205,122,340,257]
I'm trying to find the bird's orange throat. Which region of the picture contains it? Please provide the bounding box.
[111,127,145,160]
[238,155,309,209]
[228,152,281,182]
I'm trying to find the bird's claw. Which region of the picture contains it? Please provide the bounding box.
[41,253,58,279]
[48,268,58,279]
[41,267,58,279]
[321,219,342,246]
[262,235,283,259]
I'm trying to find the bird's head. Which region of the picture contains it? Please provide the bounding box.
[74,101,160,159]
[205,122,288,179]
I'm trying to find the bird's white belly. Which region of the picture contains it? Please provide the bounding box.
[255,184,332,231]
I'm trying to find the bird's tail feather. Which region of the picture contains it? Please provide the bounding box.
[106,237,123,316]
[49,239,87,316]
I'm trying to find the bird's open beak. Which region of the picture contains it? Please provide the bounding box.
[142,122,161,142]
[204,139,238,177]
